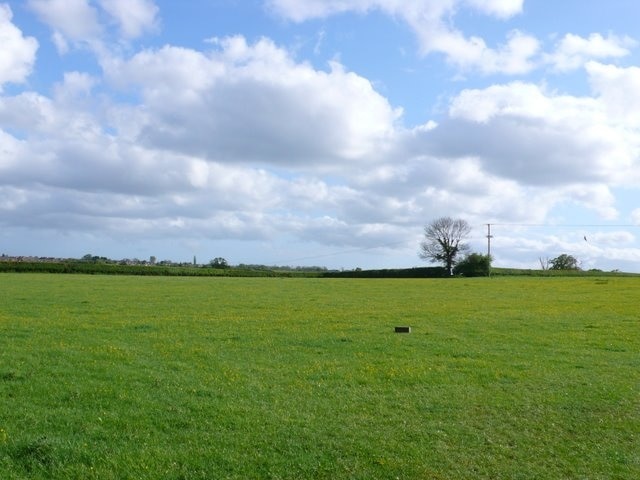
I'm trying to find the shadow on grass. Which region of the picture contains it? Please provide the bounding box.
[9,437,57,473]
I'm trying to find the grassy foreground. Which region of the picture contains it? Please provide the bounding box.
[0,274,638,479]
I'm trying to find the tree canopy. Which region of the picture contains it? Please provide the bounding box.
[419,217,471,275]
[549,254,580,270]
[454,253,492,277]
[209,257,229,268]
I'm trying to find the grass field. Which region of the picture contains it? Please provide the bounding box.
[0,274,638,479]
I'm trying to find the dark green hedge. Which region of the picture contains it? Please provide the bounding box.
[0,262,317,277]
[2,262,634,278]
[322,267,448,278]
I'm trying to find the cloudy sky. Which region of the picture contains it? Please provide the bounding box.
[1,0,640,270]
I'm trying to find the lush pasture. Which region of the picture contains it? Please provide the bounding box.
[0,274,638,479]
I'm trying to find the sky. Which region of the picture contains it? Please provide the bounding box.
[1,0,640,271]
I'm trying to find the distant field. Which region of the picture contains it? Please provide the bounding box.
[0,274,638,479]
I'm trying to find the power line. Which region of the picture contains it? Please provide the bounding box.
[485,223,639,228]
[483,223,640,257]
[273,223,639,265]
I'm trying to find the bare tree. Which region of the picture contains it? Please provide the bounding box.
[539,257,550,270]
[419,217,471,275]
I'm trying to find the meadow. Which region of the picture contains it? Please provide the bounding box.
[0,273,638,479]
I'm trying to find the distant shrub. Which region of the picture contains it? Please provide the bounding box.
[454,253,492,277]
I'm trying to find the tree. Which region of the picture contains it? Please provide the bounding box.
[539,256,550,270]
[454,253,492,277]
[419,217,471,275]
[209,257,229,269]
[549,254,580,270]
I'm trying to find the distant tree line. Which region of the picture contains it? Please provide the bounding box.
[1,253,330,274]
[0,261,326,277]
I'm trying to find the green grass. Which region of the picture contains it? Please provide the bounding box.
[0,274,638,479]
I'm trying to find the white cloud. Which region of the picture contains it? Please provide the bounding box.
[561,184,618,220]
[104,44,219,95]
[28,0,159,53]
[408,22,539,74]
[98,0,159,39]
[587,62,640,127]
[0,128,26,171]
[265,0,374,21]
[0,186,31,211]
[267,0,523,22]
[588,230,635,245]
[391,80,640,223]
[489,30,540,74]
[104,36,401,166]
[267,0,533,75]
[444,82,636,184]
[546,33,636,72]
[2,38,635,256]
[0,56,401,242]
[53,71,98,103]
[463,0,523,18]
[448,82,606,124]
[50,30,69,54]
[0,4,39,89]
[0,91,58,135]
[28,0,101,51]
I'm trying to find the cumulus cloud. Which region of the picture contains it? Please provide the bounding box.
[357,78,640,226]
[561,184,618,220]
[441,82,637,188]
[588,230,636,245]
[97,0,159,39]
[28,0,159,52]
[0,128,26,171]
[546,33,636,72]
[587,61,640,127]
[0,4,39,89]
[104,36,401,167]
[0,36,404,243]
[52,71,98,104]
[406,21,538,74]
[28,0,101,52]
[2,31,637,252]
[269,1,640,78]
[267,0,533,75]
[463,0,523,18]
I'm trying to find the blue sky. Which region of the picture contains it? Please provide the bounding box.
[2,0,640,271]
